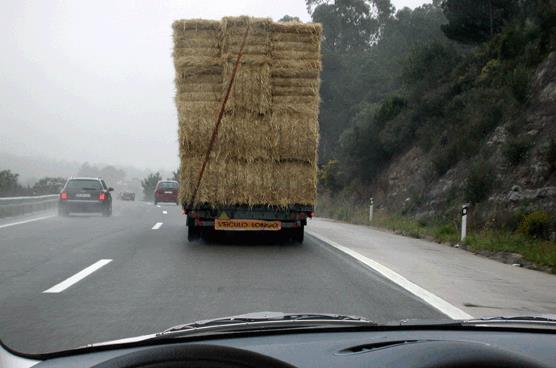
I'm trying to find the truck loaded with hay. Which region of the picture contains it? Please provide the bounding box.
[172,16,321,243]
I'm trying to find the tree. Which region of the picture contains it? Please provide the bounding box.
[279,15,301,22]
[0,170,21,197]
[77,162,100,177]
[440,0,520,44]
[308,0,393,52]
[99,165,125,185]
[141,172,162,200]
[32,177,66,195]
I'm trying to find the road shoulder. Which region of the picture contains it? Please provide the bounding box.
[307,217,556,318]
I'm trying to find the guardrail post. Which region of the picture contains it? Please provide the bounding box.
[461,203,470,242]
[369,197,374,223]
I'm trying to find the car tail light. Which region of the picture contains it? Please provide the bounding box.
[99,192,107,201]
[60,192,68,200]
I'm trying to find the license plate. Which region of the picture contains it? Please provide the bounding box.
[214,219,281,231]
[75,193,91,198]
[164,191,173,194]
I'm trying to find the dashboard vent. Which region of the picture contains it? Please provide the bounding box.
[337,340,425,354]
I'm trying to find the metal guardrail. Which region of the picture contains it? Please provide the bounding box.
[0,194,58,218]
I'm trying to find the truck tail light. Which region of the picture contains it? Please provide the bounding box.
[60,192,68,200]
[99,192,107,201]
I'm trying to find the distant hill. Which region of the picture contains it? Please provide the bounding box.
[0,152,172,186]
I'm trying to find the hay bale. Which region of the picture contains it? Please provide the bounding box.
[272,112,319,162]
[173,16,321,207]
[179,158,316,207]
[179,110,279,162]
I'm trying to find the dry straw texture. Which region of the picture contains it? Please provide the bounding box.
[173,17,321,207]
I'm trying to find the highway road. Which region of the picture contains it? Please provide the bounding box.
[0,201,443,354]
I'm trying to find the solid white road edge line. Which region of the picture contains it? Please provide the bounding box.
[152,222,163,230]
[43,259,112,293]
[306,231,473,320]
[0,215,56,230]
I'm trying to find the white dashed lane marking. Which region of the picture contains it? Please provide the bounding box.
[152,222,163,230]
[43,259,112,293]
[0,215,56,230]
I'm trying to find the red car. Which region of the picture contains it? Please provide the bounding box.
[154,180,179,205]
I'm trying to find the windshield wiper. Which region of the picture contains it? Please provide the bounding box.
[393,315,556,329]
[463,315,556,325]
[159,312,376,336]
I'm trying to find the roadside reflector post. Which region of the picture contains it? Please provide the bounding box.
[461,203,470,242]
[369,197,374,223]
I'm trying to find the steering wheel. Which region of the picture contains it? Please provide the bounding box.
[91,343,295,368]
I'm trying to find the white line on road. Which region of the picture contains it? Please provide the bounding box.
[156,205,161,208]
[0,215,56,230]
[307,231,473,320]
[152,222,163,230]
[43,259,112,293]
[162,210,168,215]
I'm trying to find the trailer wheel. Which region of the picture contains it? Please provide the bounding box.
[293,227,304,244]
[187,225,200,242]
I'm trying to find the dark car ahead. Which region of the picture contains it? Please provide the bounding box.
[154,180,178,205]
[58,177,113,216]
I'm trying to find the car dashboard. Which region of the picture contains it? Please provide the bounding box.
[13,327,555,368]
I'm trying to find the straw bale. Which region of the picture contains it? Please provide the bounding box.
[179,110,279,162]
[179,158,316,207]
[224,62,271,114]
[173,56,221,70]
[173,38,220,49]
[271,22,322,35]
[172,19,221,33]
[272,112,319,162]
[177,82,222,93]
[173,16,322,207]
[271,78,320,88]
[271,32,321,43]
[173,47,220,58]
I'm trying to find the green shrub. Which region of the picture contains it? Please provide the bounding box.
[503,136,532,165]
[374,96,407,124]
[432,223,459,243]
[432,143,460,176]
[517,211,553,240]
[464,162,494,204]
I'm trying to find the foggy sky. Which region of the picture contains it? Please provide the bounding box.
[0,0,430,171]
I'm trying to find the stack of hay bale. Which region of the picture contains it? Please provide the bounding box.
[173,16,321,207]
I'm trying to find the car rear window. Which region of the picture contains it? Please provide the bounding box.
[66,180,102,191]
[158,182,178,189]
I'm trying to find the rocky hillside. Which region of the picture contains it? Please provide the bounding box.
[377,51,556,224]
[315,1,556,239]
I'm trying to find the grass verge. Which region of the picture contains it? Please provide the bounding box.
[316,194,556,273]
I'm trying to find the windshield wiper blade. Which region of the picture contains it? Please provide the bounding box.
[161,311,376,335]
[464,315,556,325]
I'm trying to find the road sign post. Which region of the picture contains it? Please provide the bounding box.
[369,197,374,223]
[461,204,470,242]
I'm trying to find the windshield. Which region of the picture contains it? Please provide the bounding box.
[65,180,103,191]
[0,0,555,355]
[158,182,178,189]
